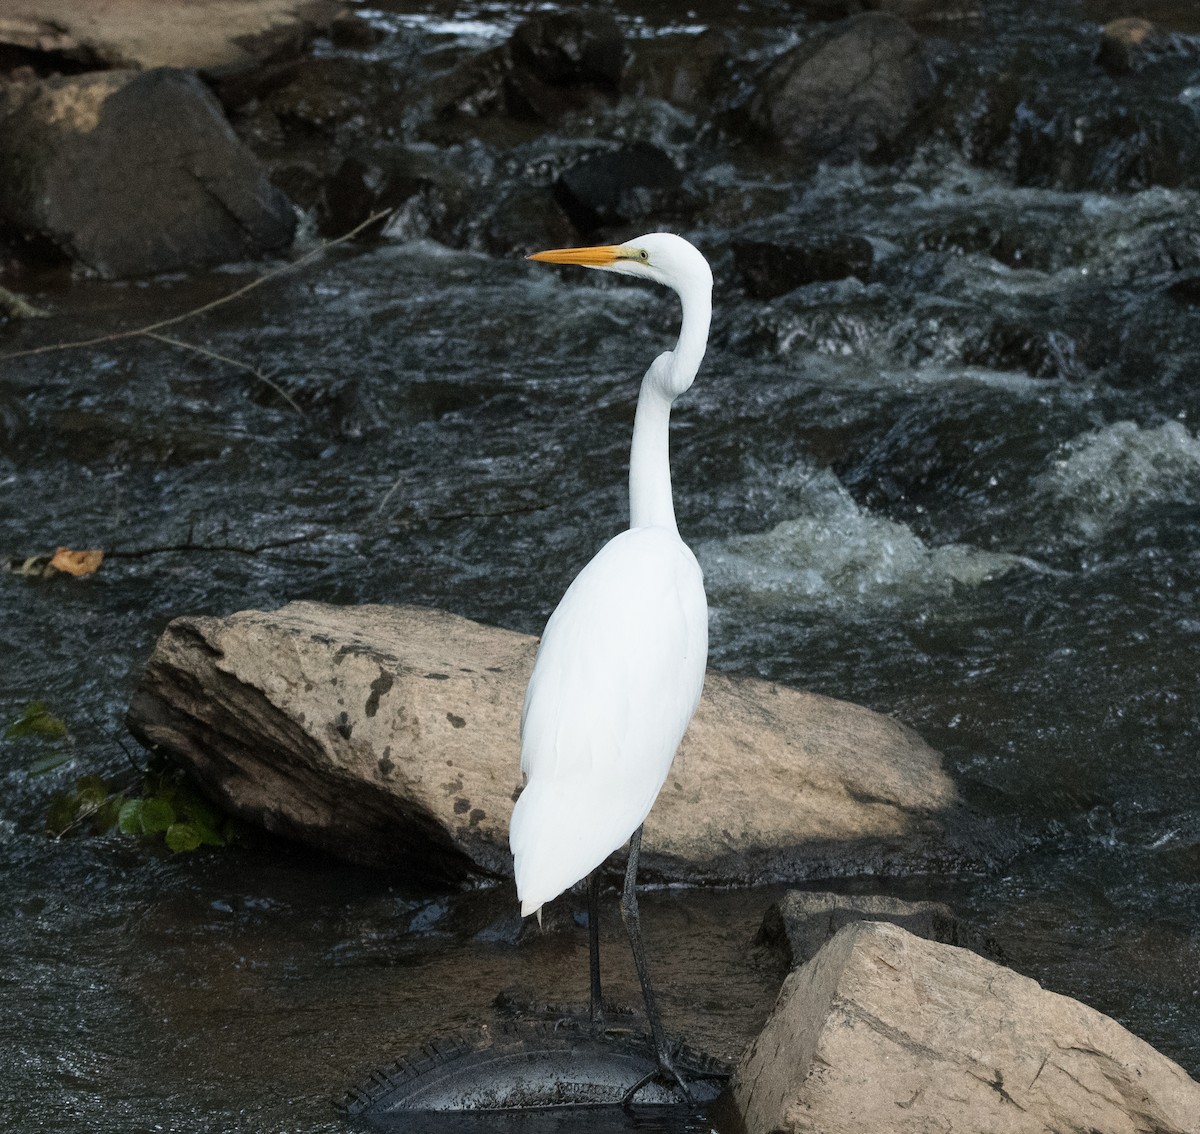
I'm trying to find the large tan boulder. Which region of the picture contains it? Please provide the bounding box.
[126,601,971,883]
[731,920,1200,1134]
[0,0,339,74]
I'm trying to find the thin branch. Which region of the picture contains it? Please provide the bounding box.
[87,713,147,776]
[425,503,552,521]
[143,331,306,416]
[104,534,316,560]
[0,208,394,363]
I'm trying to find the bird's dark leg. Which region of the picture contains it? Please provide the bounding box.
[587,869,604,1026]
[619,825,692,1106]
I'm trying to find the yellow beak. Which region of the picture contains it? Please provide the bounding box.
[527,245,622,266]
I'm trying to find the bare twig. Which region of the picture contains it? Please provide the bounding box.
[0,208,394,363]
[143,331,306,416]
[87,713,147,776]
[104,534,317,559]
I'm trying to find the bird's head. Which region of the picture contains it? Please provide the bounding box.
[529,233,712,301]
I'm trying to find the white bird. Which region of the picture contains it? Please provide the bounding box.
[510,233,712,1099]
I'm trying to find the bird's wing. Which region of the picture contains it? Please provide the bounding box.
[511,526,707,913]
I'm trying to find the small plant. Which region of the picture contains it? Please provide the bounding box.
[116,771,238,852]
[45,764,242,851]
[6,701,240,852]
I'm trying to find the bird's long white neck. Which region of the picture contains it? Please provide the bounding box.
[628,287,711,532]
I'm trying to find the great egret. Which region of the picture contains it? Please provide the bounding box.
[509,233,712,1099]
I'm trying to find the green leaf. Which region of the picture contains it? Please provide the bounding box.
[165,823,202,853]
[28,752,71,775]
[139,798,175,834]
[175,788,218,830]
[46,793,79,836]
[6,702,68,741]
[93,795,124,833]
[75,775,108,807]
[118,799,145,836]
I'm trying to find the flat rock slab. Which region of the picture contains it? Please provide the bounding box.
[127,601,974,884]
[731,920,1200,1134]
[758,890,971,968]
[0,0,339,74]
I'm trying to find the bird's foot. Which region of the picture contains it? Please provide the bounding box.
[621,1040,695,1108]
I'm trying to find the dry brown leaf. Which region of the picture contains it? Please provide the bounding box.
[48,547,104,577]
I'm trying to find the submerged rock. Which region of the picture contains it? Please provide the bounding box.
[126,601,973,884]
[731,920,1200,1134]
[746,13,932,160]
[733,236,874,297]
[0,68,295,277]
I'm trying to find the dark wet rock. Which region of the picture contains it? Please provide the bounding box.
[791,0,980,17]
[553,142,686,235]
[421,9,625,141]
[757,891,972,968]
[480,185,575,258]
[421,44,511,125]
[733,237,874,298]
[509,10,624,90]
[317,154,430,238]
[732,921,1200,1134]
[963,319,1091,381]
[1167,272,1200,306]
[328,11,386,51]
[0,68,295,278]
[914,213,1056,271]
[219,57,407,143]
[745,13,932,160]
[0,0,337,74]
[126,601,972,884]
[623,29,733,112]
[268,158,325,213]
[950,68,1199,192]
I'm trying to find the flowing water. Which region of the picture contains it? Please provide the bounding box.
[2,0,1199,1130]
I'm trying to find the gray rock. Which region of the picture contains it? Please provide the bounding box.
[0,68,295,278]
[731,920,1200,1134]
[747,12,932,159]
[758,890,970,968]
[126,601,975,884]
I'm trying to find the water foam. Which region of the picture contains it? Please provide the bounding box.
[1035,420,1200,541]
[697,468,1026,605]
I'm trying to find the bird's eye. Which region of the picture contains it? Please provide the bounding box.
[638,249,649,262]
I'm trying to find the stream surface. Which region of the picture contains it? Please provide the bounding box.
[2,0,1200,1130]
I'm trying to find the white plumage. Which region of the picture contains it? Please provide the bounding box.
[511,525,707,916]
[509,232,713,922]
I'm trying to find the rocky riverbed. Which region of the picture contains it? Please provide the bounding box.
[2,0,1200,1131]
